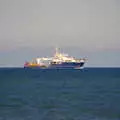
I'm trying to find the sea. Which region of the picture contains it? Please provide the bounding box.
[0,68,120,120]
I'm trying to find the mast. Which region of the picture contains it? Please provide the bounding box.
[54,47,60,56]
[55,47,59,54]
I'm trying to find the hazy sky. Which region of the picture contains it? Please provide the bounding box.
[0,0,120,67]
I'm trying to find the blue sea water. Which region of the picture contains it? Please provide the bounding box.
[0,68,120,120]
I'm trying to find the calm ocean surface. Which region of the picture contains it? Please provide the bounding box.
[0,68,120,120]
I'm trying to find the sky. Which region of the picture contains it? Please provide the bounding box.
[0,0,120,67]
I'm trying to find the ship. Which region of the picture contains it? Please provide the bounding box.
[24,48,86,69]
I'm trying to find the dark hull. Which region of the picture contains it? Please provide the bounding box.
[24,62,85,69]
[49,62,84,69]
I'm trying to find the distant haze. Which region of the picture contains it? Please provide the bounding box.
[0,0,120,67]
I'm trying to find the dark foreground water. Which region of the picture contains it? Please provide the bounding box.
[0,68,120,120]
